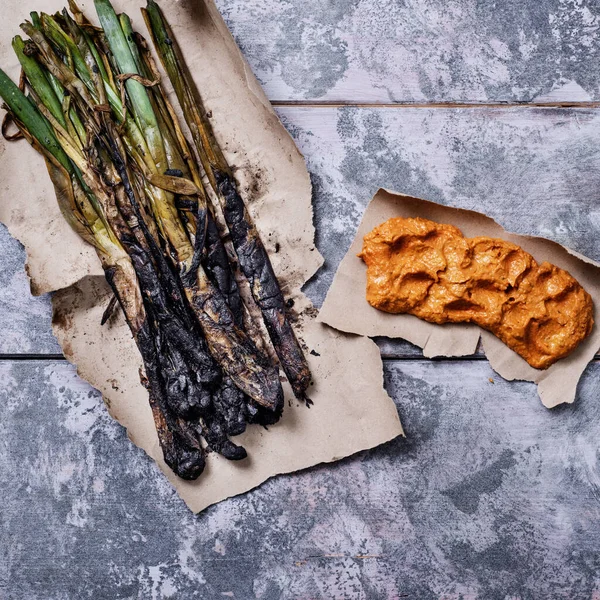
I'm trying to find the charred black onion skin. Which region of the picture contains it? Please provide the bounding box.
[204,212,244,326]
[0,0,299,481]
[108,143,249,456]
[182,248,285,413]
[111,257,236,475]
[215,171,312,403]
[104,122,257,457]
[202,413,248,461]
[168,173,252,439]
[104,121,277,457]
[104,231,210,475]
[102,129,220,388]
[100,131,226,468]
[138,319,206,480]
[202,187,283,428]
[203,211,254,435]
[105,268,206,480]
[212,376,248,436]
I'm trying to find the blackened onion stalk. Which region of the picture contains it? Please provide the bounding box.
[143,0,313,404]
[0,0,310,480]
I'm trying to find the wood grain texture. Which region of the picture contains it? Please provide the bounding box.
[0,226,60,354]
[216,0,600,103]
[1,3,600,595]
[1,359,599,599]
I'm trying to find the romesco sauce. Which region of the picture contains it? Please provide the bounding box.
[358,217,594,369]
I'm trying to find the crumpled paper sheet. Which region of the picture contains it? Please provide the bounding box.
[318,189,600,409]
[0,0,403,512]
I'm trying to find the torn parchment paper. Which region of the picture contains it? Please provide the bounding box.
[0,0,403,512]
[318,189,600,409]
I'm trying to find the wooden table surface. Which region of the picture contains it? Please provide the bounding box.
[2,1,600,598]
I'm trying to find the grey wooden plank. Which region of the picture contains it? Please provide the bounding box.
[1,358,599,598]
[216,0,600,103]
[0,225,61,354]
[282,106,600,357]
[2,107,600,354]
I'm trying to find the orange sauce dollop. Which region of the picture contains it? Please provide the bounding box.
[358,217,594,369]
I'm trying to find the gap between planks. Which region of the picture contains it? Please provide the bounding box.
[6,94,598,365]
[272,100,600,109]
[0,353,598,362]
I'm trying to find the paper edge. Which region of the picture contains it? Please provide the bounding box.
[15,1,399,513]
[318,187,600,409]
[175,332,404,513]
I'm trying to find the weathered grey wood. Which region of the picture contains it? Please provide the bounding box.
[216,0,600,103]
[1,3,598,597]
[285,107,600,305]
[2,107,600,355]
[0,225,61,354]
[1,358,598,599]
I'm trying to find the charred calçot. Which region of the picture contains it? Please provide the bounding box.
[203,206,284,428]
[143,0,312,403]
[0,0,311,480]
[215,171,312,403]
[107,124,250,460]
[96,129,219,473]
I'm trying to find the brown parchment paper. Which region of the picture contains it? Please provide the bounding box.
[0,0,403,512]
[318,189,600,409]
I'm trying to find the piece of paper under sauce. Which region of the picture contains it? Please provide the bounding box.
[0,0,403,512]
[318,189,600,409]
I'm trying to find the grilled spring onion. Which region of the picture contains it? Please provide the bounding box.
[143,0,312,404]
[0,0,309,479]
[0,0,286,478]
